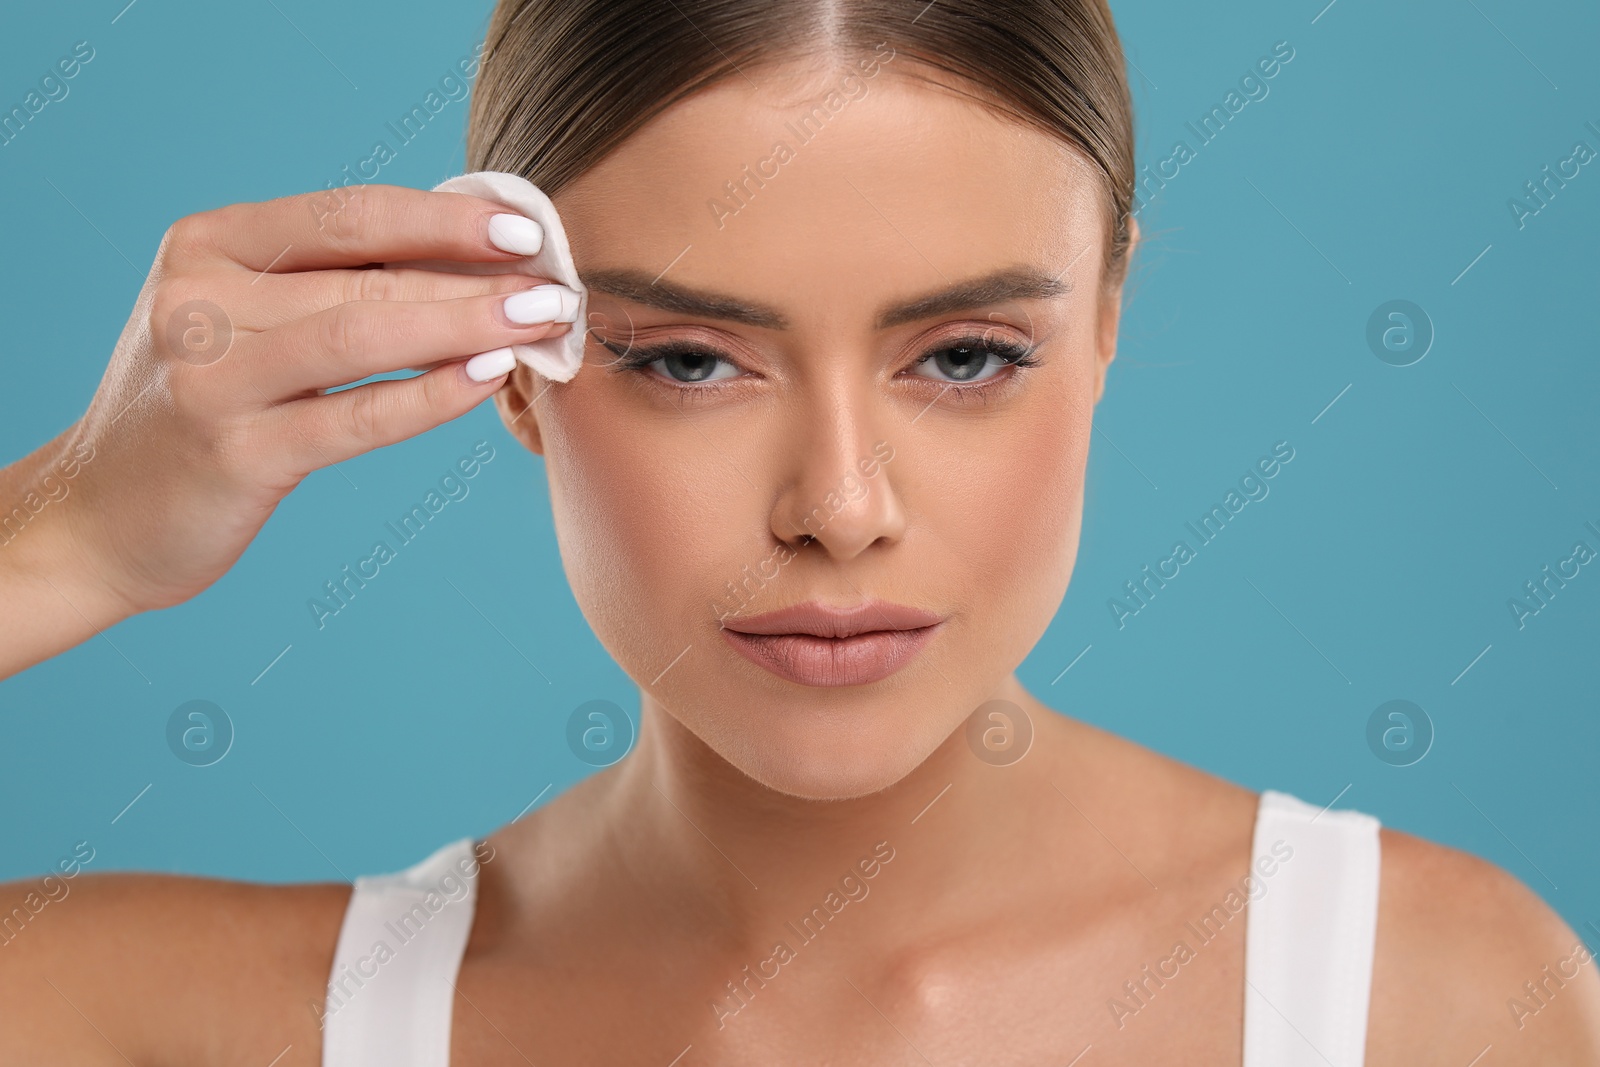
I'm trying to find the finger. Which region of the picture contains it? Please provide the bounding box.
[189,184,538,275]
[243,287,582,397]
[218,268,557,332]
[275,359,510,470]
[406,323,576,377]
[301,336,573,394]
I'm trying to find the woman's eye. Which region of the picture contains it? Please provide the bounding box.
[603,336,1037,391]
[908,339,1034,384]
[629,344,743,384]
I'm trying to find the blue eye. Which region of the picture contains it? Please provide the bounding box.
[908,336,1041,384]
[598,334,1042,396]
[601,340,743,383]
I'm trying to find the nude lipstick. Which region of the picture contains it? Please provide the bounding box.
[719,600,945,687]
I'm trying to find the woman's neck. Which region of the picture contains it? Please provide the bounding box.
[592,672,1059,944]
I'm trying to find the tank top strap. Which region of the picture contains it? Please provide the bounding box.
[1242,789,1382,1067]
[320,838,481,1067]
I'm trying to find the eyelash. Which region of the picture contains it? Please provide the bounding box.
[598,334,1042,404]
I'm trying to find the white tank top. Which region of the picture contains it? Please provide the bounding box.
[320,788,1380,1066]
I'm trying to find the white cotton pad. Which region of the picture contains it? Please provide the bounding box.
[385,170,588,383]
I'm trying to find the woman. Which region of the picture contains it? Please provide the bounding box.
[1,0,1595,1063]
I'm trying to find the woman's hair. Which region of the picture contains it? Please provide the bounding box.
[466,0,1136,290]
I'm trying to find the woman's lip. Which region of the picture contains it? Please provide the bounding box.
[721,623,942,687]
[720,599,946,638]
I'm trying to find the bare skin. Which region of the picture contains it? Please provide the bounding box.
[0,188,576,677]
[2,55,1597,1067]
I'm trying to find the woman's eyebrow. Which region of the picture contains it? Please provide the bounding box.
[578,265,1071,331]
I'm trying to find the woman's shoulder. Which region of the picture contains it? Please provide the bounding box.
[1047,710,1600,1059]
[1367,825,1600,1064]
[0,866,349,1067]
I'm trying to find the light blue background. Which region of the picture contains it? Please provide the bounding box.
[1,0,1595,944]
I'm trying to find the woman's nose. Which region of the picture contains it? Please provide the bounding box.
[769,407,905,562]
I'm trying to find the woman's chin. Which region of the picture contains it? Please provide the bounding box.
[738,760,922,802]
[703,717,953,802]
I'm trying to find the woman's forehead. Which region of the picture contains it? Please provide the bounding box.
[552,69,1105,328]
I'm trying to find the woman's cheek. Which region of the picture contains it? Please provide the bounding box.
[963,395,1090,630]
[550,413,744,671]
[544,410,668,647]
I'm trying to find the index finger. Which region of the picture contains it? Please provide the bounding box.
[193,184,536,275]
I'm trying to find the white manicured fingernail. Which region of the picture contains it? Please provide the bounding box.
[464,347,517,382]
[488,213,544,256]
[504,284,581,325]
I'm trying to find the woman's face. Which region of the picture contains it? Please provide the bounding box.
[497,55,1129,800]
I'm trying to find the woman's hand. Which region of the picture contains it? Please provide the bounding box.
[0,184,578,677]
